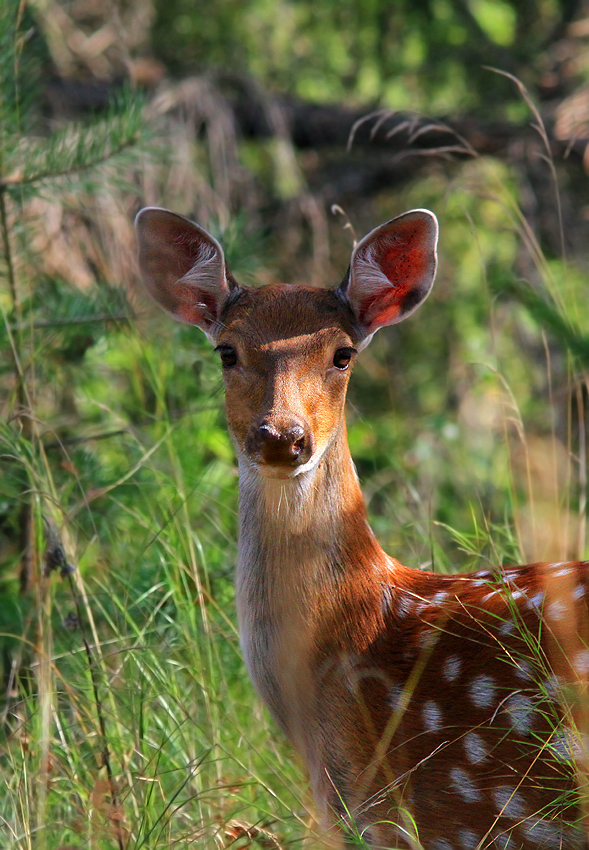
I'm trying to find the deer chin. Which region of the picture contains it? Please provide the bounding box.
[241,449,325,480]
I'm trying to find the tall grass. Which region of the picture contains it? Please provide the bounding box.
[1,321,327,848]
[1,8,588,846]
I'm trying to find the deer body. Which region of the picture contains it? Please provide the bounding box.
[136,208,587,849]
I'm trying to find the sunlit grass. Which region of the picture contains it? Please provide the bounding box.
[3,174,588,846]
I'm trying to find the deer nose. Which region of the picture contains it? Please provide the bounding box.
[247,420,311,467]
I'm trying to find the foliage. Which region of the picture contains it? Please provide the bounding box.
[152,0,579,113]
[1,0,589,847]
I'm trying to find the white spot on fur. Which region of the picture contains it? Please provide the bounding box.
[503,569,521,581]
[442,654,461,683]
[491,831,513,850]
[471,571,494,588]
[493,786,527,818]
[457,829,479,850]
[505,692,535,734]
[514,660,534,682]
[498,620,514,636]
[422,699,443,732]
[573,583,585,601]
[522,819,566,847]
[544,674,564,702]
[547,599,567,621]
[482,591,498,603]
[527,591,545,612]
[432,591,449,604]
[574,649,589,676]
[550,729,583,763]
[449,767,482,802]
[396,594,414,617]
[418,630,437,650]
[389,684,410,713]
[550,729,572,762]
[463,731,488,764]
[431,840,455,850]
[469,674,496,708]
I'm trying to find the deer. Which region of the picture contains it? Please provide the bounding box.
[135,206,589,850]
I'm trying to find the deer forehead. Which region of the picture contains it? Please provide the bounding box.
[218,284,357,350]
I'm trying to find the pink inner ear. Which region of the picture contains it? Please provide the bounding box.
[136,207,230,331]
[174,280,218,326]
[377,231,431,285]
[169,225,202,271]
[349,211,437,334]
[357,234,432,331]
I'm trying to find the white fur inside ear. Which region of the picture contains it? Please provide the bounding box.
[173,232,231,339]
[351,242,397,298]
[342,209,438,335]
[179,239,226,295]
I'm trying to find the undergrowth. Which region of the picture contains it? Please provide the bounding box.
[1,2,588,848]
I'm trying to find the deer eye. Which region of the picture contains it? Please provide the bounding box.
[333,347,356,370]
[215,344,238,369]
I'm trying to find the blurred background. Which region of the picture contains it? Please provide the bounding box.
[2,0,589,847]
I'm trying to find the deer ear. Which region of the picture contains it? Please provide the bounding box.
[135,207,238,337]
[338,210,438,341]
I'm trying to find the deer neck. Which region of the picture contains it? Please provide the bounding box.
[235,420,384,596]
[234,421,388,742]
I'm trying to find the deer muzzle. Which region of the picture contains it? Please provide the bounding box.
[245,419,313,469]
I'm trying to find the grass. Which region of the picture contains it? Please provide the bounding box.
[2,177,588,847]
[2,205,586,846]
[1,330,323,848]
[1,19,588,844]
